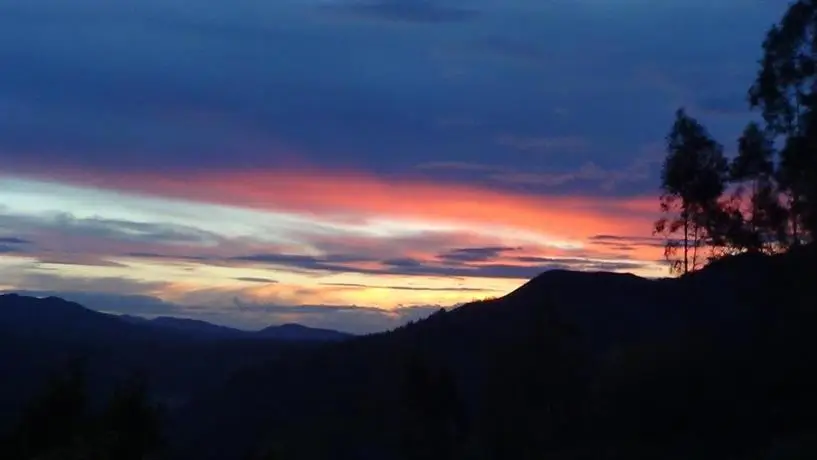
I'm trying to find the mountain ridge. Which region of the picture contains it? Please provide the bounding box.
[167,245,817,459]
[0,294,353,341]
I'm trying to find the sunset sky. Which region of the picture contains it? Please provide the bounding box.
[0,1,782,332]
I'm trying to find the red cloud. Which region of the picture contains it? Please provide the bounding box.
[8,164,659,249]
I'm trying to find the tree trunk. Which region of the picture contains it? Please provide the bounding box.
[792,194,800,247]
[684,206,689,274]
[691,221,699,272]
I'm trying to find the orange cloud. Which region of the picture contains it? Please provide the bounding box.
[21,166,659,245]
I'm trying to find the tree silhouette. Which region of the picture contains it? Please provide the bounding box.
[748,1,817,243]
[654,108,729,274]
[711,122,788,255]
[1,364,164,460]
[99,373,164,460]
[1,360,89,460]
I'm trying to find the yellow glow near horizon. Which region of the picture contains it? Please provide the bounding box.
[0,173,666,320]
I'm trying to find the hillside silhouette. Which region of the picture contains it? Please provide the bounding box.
[154,244,815,460]
[0,295,350,438]
[1,245,815,459]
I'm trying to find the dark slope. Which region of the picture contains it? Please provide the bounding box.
[119,314,353,341]
[256,323,352,341]
[169,246,817,460]
[119,315,249,339]
[0,295,344,435]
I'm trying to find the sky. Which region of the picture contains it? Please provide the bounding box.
[0,0,786,333]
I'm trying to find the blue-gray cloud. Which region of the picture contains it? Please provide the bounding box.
[226,251,653,279]
[322,0,480,23]
[234,277,278,284]
[0,237,32,244]
[0,212,221,247]
[436,246,520,263]
[0,0,789,197]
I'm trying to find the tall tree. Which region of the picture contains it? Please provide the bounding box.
[654,108,729,275]
[727,122,788,253]
[748,1,817,244]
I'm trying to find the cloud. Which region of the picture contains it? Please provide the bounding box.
[0,177,666,286]
[321,0,480,24]
[0,236,32,244]
[0,212,220,247]
[466,36,549,64]
[489,161,651,190]
[512,256,650,273]
[589,234,665,245]
[0,0,775,201]
[495,135,590,154]
[436,246,520,263]
[229,252,549,279]
[0,0,774,332]
[234,277,278,284]
[11,168,657,244]
[419,159,656,192]
[0,210,227,267]
[318,282,489,292]
[0,236,32,254]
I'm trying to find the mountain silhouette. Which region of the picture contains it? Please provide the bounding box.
[166,244,817,459]
[2,245,816,459]
[256,323,352,341]
[118,314,352,341]
[0,294,350,436]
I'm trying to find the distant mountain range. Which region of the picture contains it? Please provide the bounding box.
[0,294,350,433]
[118,313,352,341]
[0,294,352,342]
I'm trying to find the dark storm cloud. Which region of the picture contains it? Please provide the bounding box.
[0,1,788,196]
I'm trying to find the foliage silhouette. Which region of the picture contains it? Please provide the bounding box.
[1,363,164,460]
[654,108,728,274]
[749,0,817,243]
